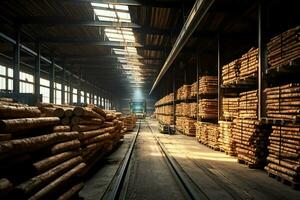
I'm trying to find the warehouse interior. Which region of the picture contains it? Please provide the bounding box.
[0,0,300,199]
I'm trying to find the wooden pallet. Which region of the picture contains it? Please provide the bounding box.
[267,171,300,190]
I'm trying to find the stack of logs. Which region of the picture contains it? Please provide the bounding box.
[0,99,126,199]
[176,117,196,136]
[222,59,240,85]
[239,48,258,82]
[190,103,197,118]
[232,119,271,168]
[0,99,85,199]
[198,99,218,120]
[121,115,137,131]
[222,97,239,119]
[155,93,174,106]
[176,103,191,117]
[155,105,173,115]
[199,76,218,95]
[267,25,300,69]
[218,121,236,155]
[264,83,300,121]
[239,90,258,119]
[177,85,191,100]
[265,124,300,185]
[195,121,219,149]
[191,82,198,98]
[156,115,174,125]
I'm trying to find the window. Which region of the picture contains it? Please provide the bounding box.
[73,88,78,103]
[87,93,90,104]
[54,82,62,104]
[40,78,50,103]
[20,71,34,94]
[64,85,70,104]
[80,91,84,103]
[94,95,98,105]
[0,65,13,92]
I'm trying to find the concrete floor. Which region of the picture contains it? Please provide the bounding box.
[80,119,300,200]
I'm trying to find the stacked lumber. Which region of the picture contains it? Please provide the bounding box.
[232,119,271,168]
[176,117,195,136]
[155,105,173,115]
[177,85,191,100]
[222,97,239,119]
[0,100,85,200]
[267,25,300,69]
[264,83,300,121]
[191,82,198,98]
[155,93,174,106]
[176,103,191,117]
[199,76,218,95]
[156,115,174,125]
[265,124,300,184]
[195,122,219,149]
[239,48,258,81]
[121,115,137,131]
[239,90,258,119]
[190,103,197,118]
[222,59,240,85]
[198,99,218,120]
[218,121,236,155]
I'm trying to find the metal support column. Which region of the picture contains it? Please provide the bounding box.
[61,68,65,104]
[217,34,222,121]
[49,58,55,103]
[258,0,267,120]
[35,41,41,102]
[13,27,20,94]
[77,80,81,104]
[196,56,200,122]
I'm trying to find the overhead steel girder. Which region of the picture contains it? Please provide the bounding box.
[62,0,193,8]
[150,0,215,94]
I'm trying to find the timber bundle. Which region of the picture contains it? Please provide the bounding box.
[222,59,240,85]
[155,93,174,106]
[232,119,271,168]
[199,76,218,95]
[198,99,218,120]
[0,99,126,199]
[191,82,198,98]
[155,105,174,115]
[265,124,300,184]
[120,115,137,131]
[156,115,174,125]
[176,103,191,117]
[264,83,300,121]
[195,121,220,149]
[190,103,197,118]
[218,121,236,155]
[267,25,300,69]
[222,97,239,119]
[239,90,258,119]
[177,85,191,100]
[176,117,196,136]
[239,48,258,81]
[222,48,258,85]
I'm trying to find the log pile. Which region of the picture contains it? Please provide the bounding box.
[222,97,239,119]
[265,124,300,184]
[264,83,300,121]
[198,99,218,120]
[176,103,191,117]
[155,105,173,115]
[222,59,240,85]
[0,100,86,199]
[199,76,218,95]
[190,103,197,118]
[177,85,191,100]
[239,48,258,81]
[267,25,300,69]
[218,121,236,155]
[176,117,195,136]
[191,82,198,98]
[155,93,174,106]
[120,115,137,131]
[0,100,125,199]
[239,90,258,119]
[156,115,174,125]
[232,119,271,168]
[195,122,219,149]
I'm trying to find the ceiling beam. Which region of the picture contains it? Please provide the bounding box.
[62,0,192,8]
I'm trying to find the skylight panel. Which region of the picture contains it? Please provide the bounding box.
[117,12,130,20]
[94,9,117,18]
[115,5,129,11]
[91,3,108,8]
[98,16,118,22]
